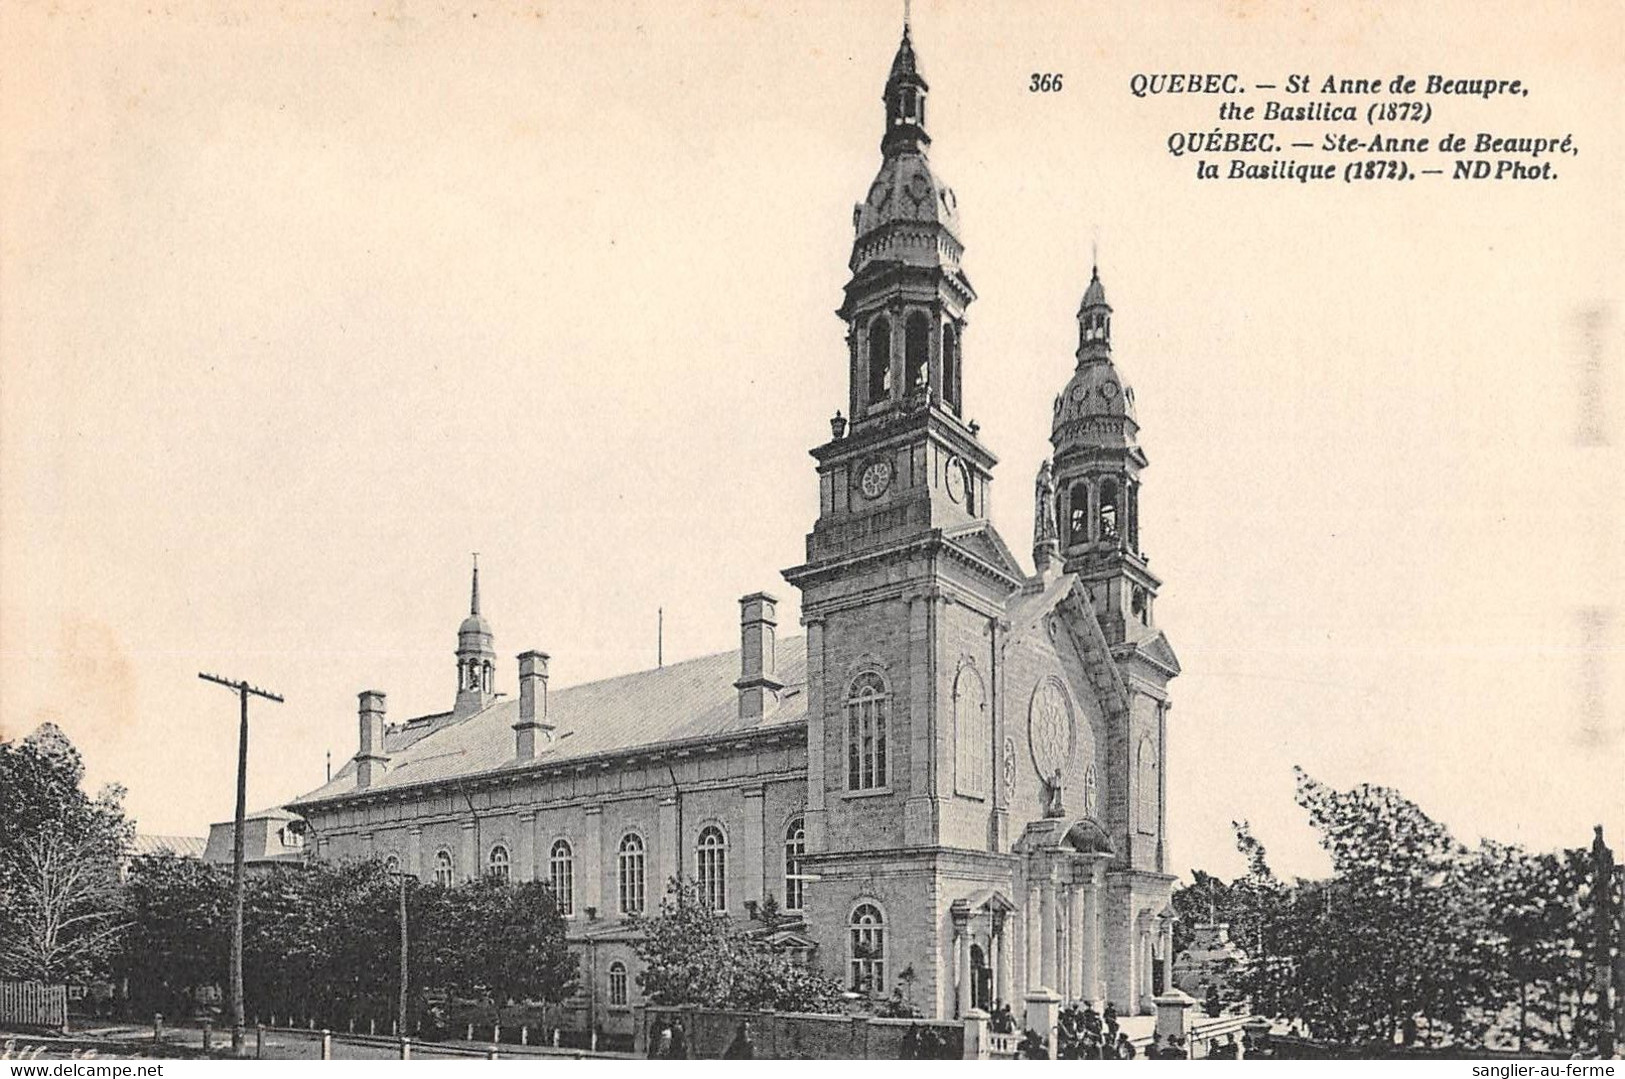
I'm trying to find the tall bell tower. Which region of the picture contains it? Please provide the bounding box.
[808,22,994,558]
[786,19,1023,884]
[1046,266,1179,899]
[1048,267,1163,646]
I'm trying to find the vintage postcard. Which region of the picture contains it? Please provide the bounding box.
[1,0,1620,1064]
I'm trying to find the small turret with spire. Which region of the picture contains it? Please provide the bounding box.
[453,553,497,716]
[882,15,929,156]
[1048,261,1161,642]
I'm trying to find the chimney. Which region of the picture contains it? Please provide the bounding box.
[355,690,387,790]
[735,592,784,722]
[514,650,552,759]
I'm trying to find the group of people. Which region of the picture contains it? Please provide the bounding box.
[646,1016,689,1059]
[1056,999,1137,1060]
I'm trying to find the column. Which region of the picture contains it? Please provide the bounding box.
[1081,868,1101,1004]
[1157,924,1174,996]
[407,826,422,880]
[804,620,827,850]
[583,804,604,916]
[1040,877,1058,992]
[657,793,680,893]
[1025,879,1041,993]
[360,832,374,858]
[516,811,537,882]
[1068,884,1086,1002]
[531,812,547,886]
[1144,929,1157,1001]
[903,591,939,845]
[988,916,1001,1007]
[954,923,970,1018]
[460,822,477,882]
[740,786,765,912]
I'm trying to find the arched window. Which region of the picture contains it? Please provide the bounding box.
[784,817,806,911]
[383,854,401,875]
[845,671,890,791]
[867,316,892,405]
[608,961,629,1006]
[1068,482,1090,545]
[849,903,886,994]
[695,825,727,911]
[905,311,931,392]
[550,839,574,915]
[953,664,989,798]
[618,833,646,915]
[1137,737,1158,834]
[488,844,510,883]
[433,849,454,887]
[1099,478,1120,543]
[941,323,959,412]
[897,86,919,125]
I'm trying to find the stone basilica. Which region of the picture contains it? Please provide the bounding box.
[289,22,1180,1035]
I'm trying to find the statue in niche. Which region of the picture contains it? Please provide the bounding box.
[1044,766,1066,819]
[1034,459,1059,548]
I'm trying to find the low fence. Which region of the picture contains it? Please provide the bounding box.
[0,982,68,1032]
[1186,1013,1252,1058]
[637,1005,971,1060]
[987,1029,1020,1058]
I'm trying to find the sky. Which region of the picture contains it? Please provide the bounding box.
[2,0,1621,884]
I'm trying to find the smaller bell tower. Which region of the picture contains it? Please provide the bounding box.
[453,555,496,716]
[1049,267,1161,645]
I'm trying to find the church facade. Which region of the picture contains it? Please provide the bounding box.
[287,23,1180,1033]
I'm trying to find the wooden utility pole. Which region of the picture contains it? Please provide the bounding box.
[396,868,409,1038]
[199,672,283,1059]
[1593,825,1616,1060]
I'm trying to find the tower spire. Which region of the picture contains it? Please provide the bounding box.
[454,554,495,716]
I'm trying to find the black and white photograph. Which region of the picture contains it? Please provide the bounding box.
[1,0,1621,1065]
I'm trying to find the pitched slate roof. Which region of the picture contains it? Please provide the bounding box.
[291,636,809,807]
[130,834,207,858]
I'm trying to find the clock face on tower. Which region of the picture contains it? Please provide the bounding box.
[858,458,893,500]
[945,456,968,504]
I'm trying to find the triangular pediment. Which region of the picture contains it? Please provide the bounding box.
[943,522,1025,580]
[1003,573,1131,725]
[1142,631,1181,675]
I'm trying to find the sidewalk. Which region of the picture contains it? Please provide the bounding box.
[6,1023,633,1061]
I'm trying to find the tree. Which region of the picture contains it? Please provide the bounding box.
[0,827,128,982]
[1196,768,1605,1053]
[632,877,843,1013]
[415,876,577,1004]
[118,854,230,1014]
[0,724,132,982]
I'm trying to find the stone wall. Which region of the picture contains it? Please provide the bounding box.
[637,1004,967,1060]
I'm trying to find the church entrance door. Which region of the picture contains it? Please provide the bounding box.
[970,944,992,1012]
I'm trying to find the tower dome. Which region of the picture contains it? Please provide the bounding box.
[1051,266,1138,453]
[849,25,964,275]
[1050,364,1138,451]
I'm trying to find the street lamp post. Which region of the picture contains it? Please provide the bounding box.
[198,672,283,1059]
